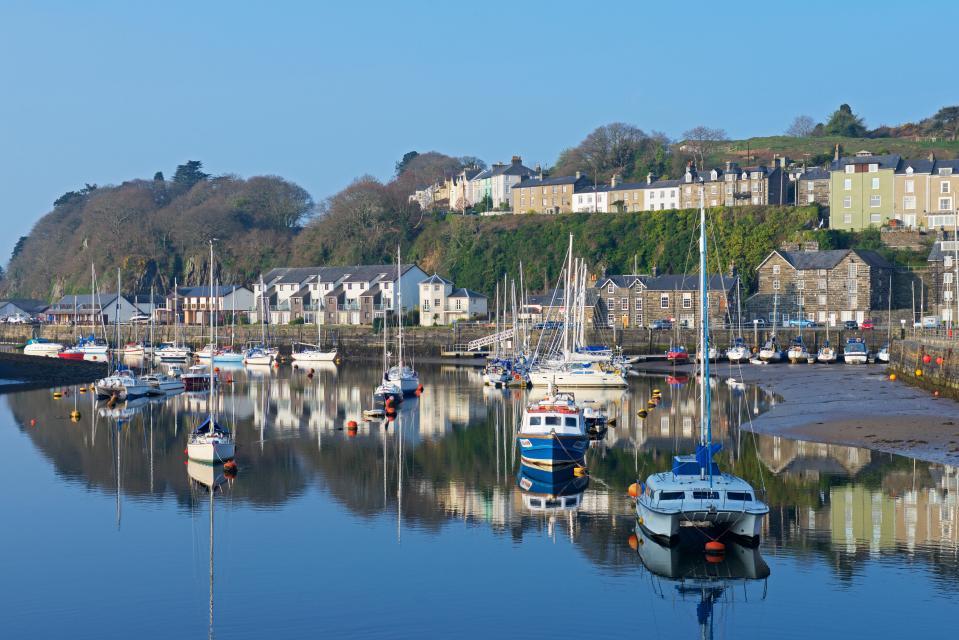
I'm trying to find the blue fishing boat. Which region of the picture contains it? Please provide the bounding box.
[517,464,588,512]
[516,391,589,467]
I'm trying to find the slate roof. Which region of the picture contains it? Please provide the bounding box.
[928,235,959,262]
[527,288,600,307]
[776,249,892,270]
[596,275,644,289]
[50,293,123,310]
[177,285,246,297]
[896,158,934,174]
[449,288,486,299]
[831,154,901,170]
[420,274,453,285]
[0,298,48,314]
[641,274,737,292]
[262,265,420,287]
[799,167,830,181]
[513,174,590,189]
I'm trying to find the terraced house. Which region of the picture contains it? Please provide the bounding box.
[594,272,737,329]
[750,247,893,326]
[829,151,900,230]
[893,156,959,230]
[512,171,591,214]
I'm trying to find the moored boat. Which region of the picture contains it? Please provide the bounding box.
[516,391,589,468]
[182,364,213,391]
[786,336,810,363]
[817,340,837,363]
[758,337,782,362]
[94,368,149,400]
[726,337,750,363]
[843,337,868,364]
[24,338,64,357]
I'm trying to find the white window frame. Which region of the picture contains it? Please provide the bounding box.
[660,294,669,309]
[870,195,881,208]
[843,196,852,209]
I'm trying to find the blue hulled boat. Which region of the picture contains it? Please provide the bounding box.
[516,391,589,467]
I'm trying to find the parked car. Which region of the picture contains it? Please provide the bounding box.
[843,320,858,330]
[860,319,874,330]
[750,318,767,328]
[650,319,673,330]
[129,313,151,324]
[4,314,29,324]
[533,321,563,330]
[920,316,941,329]
[787,318,817,328]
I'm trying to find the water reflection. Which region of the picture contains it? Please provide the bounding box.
[4,362,959,636]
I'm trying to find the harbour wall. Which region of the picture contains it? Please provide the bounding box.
[889,338,959,397]
[0,323,909,359]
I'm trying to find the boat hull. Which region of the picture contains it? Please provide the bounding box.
[726,347,750,363]
[517,433,588,466]
[187,441,235,463]
[24,344,63,357]
[291,350,338,363]
[529,370,627,388]
[843,354,868,364]
[636,499,766,544]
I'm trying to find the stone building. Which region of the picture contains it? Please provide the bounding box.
[511,172,592,214]
[749,247,893,326]
[594,272,738,329]
[927,234,959,322]
[797,167,831,207]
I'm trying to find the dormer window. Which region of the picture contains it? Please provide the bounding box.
[868,163,879,173]
[940,168,954,176]
[906,166,914,174]
[845,165,855,174]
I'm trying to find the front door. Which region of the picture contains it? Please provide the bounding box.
[856,310,865,324]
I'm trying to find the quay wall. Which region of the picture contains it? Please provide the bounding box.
[889,337,959,397]
[0,323,912,359]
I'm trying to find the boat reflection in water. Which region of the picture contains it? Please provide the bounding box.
[187,460,235,640]
[517,463,589,513]
[632,525,770,640]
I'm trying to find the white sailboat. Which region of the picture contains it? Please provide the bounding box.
[94,269,149,400]
[386,246,419,394]
[187,241,236,463]
[635,184,768,545]
[244,275,274,365]
[155,279,191,361]
[291,315,338,363]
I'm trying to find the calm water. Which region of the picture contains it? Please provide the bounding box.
[1,362,957,639]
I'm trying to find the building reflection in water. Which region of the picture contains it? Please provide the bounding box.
[10,363,959,578]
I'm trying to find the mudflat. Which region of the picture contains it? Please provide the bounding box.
[0,351,107,394]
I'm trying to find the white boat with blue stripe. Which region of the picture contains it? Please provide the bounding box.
[517,391,589,468]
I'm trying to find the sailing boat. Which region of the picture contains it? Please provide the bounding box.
[726,278,749,363]
[373,307,403,404]
[244,275,274,365]
[817,317,837,363]
[93,269,149,400]
[291,311,338,363]
[196,283,245,364]
[635,186,768,545]
[877,274,892,363]
[155,279,191,361]
[386,246,419,394]
[187,241,236,463]
[758,293,782,363]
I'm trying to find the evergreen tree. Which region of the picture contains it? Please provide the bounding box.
[172,160,209,190]
[824,104,867,137]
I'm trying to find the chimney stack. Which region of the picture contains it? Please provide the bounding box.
[725,161,732,172]
[512,155,521,165]
[646,172,655,184]
[611,174,620,188]
[929,151,936,162]
[575,171,582,180]
[535,164,543,180]
[834,144,841,162]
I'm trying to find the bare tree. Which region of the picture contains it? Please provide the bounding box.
[786,115,816,138]
[682,126,728,168]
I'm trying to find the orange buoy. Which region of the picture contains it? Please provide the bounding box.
[923,354,932,364]
[936,356,944,366]
[705,540,726,554]
[224,460,237,471]
[627,534,639,551]
[628,483,639,498]
[889,373,897,381]
[183,448,188,454]
[214,367,221,373]
[226,375,233,384]
[29,419,36,427]
[706,554,724,564]
[347,420,358,429]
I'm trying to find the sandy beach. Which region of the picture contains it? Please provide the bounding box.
[639,359,959,465]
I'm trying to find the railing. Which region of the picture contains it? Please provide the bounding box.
[467,327,515,351]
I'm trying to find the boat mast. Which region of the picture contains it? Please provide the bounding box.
[396,246,403,368]
[208,239,215,420]
[260,274,267,347]
[115,268,121,369]
[149,286,155,372]
[563,234,572,356]
[174,278,179,348]
[698,180,713,485]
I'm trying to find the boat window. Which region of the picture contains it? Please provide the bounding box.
[528,416,541,426]
[544,499,561,508]
[544,416,560,426]
[727,492,752,501]
[692,491,720,500]
[564,417,578,427]
[659,491,685,501]
[529,498,542,507]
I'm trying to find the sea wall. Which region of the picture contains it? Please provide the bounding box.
[889,338,959,397]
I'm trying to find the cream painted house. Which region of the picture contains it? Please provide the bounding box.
[419,274,488,326]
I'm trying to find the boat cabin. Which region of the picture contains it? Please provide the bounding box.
[521,394,585,436]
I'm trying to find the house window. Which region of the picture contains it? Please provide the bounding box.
[870,195,881,208]
[807,181,815,192]
[455,299,462,310]
[870,213,881,223]
[635,297,643,310]
[808,194,816,204]
[423,301,430,311]
[940,168,954,176]
[845,165,854,174]
[849,295,858,308]
[871,177,880,189]
[848,263,858,278]
[607,284,614,294]
[682,293,692,309]
[772,264,780,275]
[843,197,852,209]
[660,294,669,308]
[868,163,879,172]
[947,290,955,301]
[946,255,954,269]
[818,294,827,305]
[904,196,916,210]
[434,299,440,307]
[942,182,952,194]
[844,214,852,224]
[940,197,953,211]
[818,279,827,290]
[796,295,804,306]
[773,279,780,290]
[905,180,915,194]
[621,297,629,310]
[945,272,954,285]
[797,280,805,290]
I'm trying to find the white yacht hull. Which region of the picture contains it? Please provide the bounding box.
[24,344,63,357]
[726,347,750,363]
[244,354,273,365]
[187,441,236,463]
[291,350,338,363]
[817,350,837,364]
[389,375,420,394]
[637,500,765,542]
[843,354,868,365]
[156,349,191,361]
[529,370,628,388]
[787,349,810,363]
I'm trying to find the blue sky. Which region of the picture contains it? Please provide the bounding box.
[1,0,956,262]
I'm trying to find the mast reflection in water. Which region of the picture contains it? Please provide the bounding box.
[1,363,957,638]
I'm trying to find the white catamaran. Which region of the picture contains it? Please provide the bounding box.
[635,184,768,545]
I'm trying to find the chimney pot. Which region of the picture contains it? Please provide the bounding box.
[512,155,521,165]
[575,171,582,179]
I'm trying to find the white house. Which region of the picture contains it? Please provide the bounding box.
[643,177,681,211]
[419,274,488,326]
[0,298,47,321]
[46,294,142,325]
[489,156,534,209]
[573,185,610,213]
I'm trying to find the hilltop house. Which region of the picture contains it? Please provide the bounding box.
[418,274,488,326]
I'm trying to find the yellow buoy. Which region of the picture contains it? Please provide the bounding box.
[889,373,897,381]
[637,409,648,418]
[915,368,923,377]
[52,391,62,399]
[70,410,81,422]
[573,466,588,478]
